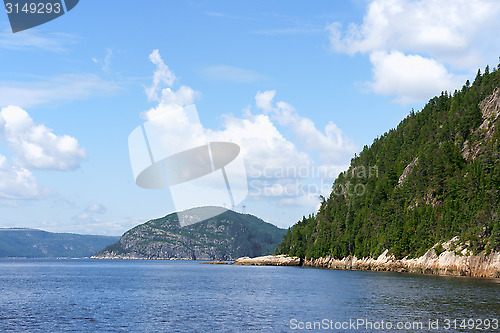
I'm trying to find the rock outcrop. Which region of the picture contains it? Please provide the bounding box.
[397,157,418,187]
[462,87,500,161]
[232,255,301,266]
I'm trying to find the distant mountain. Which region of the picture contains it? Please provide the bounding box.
[278,64,500,260]
[0,228,119,258]
[93,207,287,260]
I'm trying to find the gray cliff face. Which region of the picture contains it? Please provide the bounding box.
[93,207,286,260]
[462,87,500,161]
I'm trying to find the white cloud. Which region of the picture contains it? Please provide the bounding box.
[328,0,500,63]
[0,106,86,170]
[145,49,177,101]
[143,50,198,108]
[205,91,355,206]
[255,90,357,166]
[141,50,205,155]
[255,90,276,112]
[202,65,268,83]
[0,73,120,109]
[139,50,355,210]
[327,0,500,103]
[157,86,197,108]
[0,154,43,199]
[369,51,466,104]
[206,112,312,179]
[0,106,85,200]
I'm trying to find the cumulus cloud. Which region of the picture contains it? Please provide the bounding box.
[140,50,356,209]
[327,0,500,103]
[206,112,311,180]
[141,50,203,155]
[0,106,86,170]
[205,114,322,207]
[0,154,43,199]
[0,106,86,199]
[328,0,500,63]
[369,51,466,104]
[145,49,177,101]
[255,90,276,112]
[255,90,357,167]
[141,53,204,155]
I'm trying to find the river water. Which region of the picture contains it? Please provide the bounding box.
[0,259,499,332]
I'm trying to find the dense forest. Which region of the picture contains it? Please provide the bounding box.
[277,64,500,260]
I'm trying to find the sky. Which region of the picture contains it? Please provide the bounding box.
[1,0,500,235]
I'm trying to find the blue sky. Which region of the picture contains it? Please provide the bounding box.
[1,0,500,235]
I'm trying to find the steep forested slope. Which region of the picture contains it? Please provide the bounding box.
[278,65,500,260]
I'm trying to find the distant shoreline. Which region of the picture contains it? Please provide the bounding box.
[6,254,500,279]
[0,257,91,260]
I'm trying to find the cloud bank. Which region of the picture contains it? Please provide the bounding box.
[141,50,357,209]
[0,106,86,199]
[327,0,500,103]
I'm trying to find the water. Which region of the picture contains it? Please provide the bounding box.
[0,259,499,332]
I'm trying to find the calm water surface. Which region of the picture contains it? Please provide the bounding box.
[0,259,499,332]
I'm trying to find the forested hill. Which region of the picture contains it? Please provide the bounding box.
[94,207,286,260]
[277,65,500,260]
[0,228,119,258]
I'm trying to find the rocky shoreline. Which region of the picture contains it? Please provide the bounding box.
[232,240,500,278]
[302,249,500,278]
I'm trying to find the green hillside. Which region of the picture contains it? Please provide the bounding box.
[95,207,286,260]
[278,64,500,260]
[0,228,119,258]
